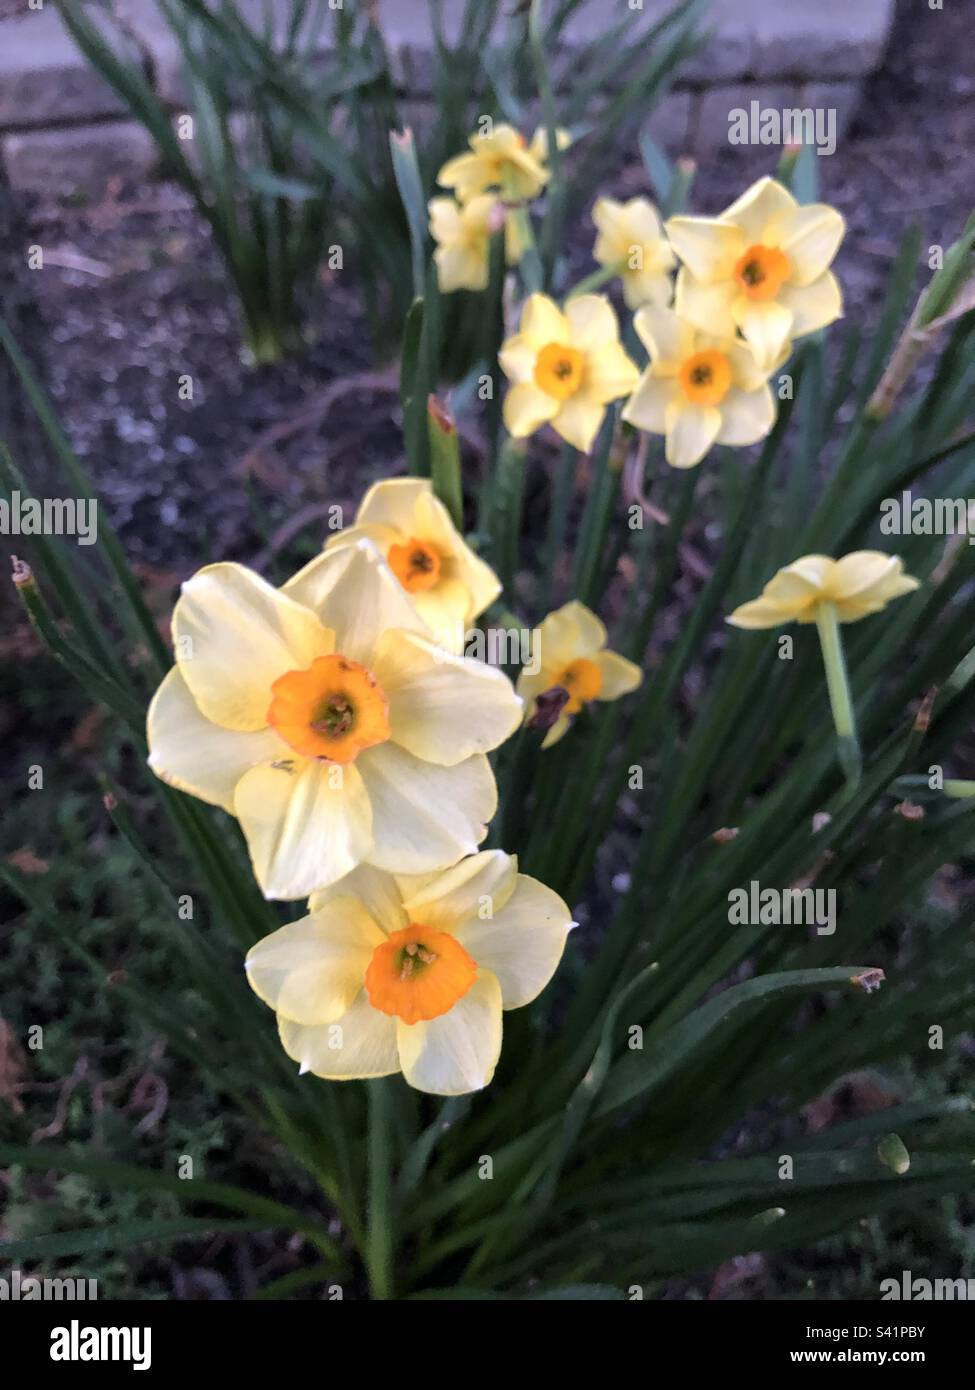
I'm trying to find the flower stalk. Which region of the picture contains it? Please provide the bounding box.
[814,601,861,791]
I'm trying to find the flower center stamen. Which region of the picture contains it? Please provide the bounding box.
[534,342,585,401]
[678,349,733,407]
[388,537,442,594]
[365,925,478,1024]
[551,656,602,715]
[733,244,791,301]
[267,653,390,763]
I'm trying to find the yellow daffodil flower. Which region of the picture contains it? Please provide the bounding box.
[499,293,639,454]
[592,196,676,309]
[147,543,522,900]
[727,553,919,628]
[245,854,574,1095]
[324,477,500,651]
[527,125,573,164]
[666,176,845,369]
[516,600,642,747]
[622,305,777,469]
[437,122,549,203]
[429,193,504,293]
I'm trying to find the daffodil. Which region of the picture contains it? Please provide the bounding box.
[527,125,572,164]
[324,478,500,650]
[437,122,549,203]
[429,193,504,293]
[622,305,777,469]
[499,293,639,453]
[245,854,574,1095]
[728,553,919,791]
[516,600,642,747]
[592,196,675,309]
[666,176,845,369]
[726,553,919,629]
[147,542,522,901]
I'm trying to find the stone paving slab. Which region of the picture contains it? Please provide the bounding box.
[0,0,896,186]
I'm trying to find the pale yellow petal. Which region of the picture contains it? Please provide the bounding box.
[374,629,522,766]
[356,744,495,873]
[308,863,408,936]
[173,563,334,732]
[716,384,776,447]
[551,393,606,453]
[622,371,676,435]
[665,215,743,282]
[396,969,503,1095]
[584,340,640,405]
[453,873,573,1009]
[279,993,399,1079]
[726,596,797,629]
[674,271,739,340]
[536,599,607,672]
[503,381,560,438]
[540,711,572,748]
[733,298,795,370]
[282,539,430,665]
[355,477,432,531]
[664,399,721,469]
[235,758,373,900]
[777,272,843,337]
[564,293,621,350]
[593,649,643,700]
[632,303,695,373]
[721,175,797,245]
[146,666,285,812]
[400,850,518,933]
[518,292,570,351]
[245,898,385,1025]
[779,204,845,285]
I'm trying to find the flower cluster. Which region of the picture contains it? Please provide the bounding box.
[146,479,641,1093]
[431,129,846,467]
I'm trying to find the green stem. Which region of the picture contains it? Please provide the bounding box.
[565,264,619,299]
[814,602,861,791]
[366,1078,395,1300]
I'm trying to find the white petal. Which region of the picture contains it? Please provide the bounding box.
[396,969,503,1094]
[147,666,284,812]
[564,294,621,350]
[279,992,399,1079]
[777,272,843,337]
[245,898,385,1025]
[721,175,797,245]
[356,744,496,873]
[234,757,374,900]
[375,629,522,766]
[452,874,573,1009]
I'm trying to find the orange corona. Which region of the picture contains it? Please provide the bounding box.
[267,654,390,763]
[365,925,478,1025]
